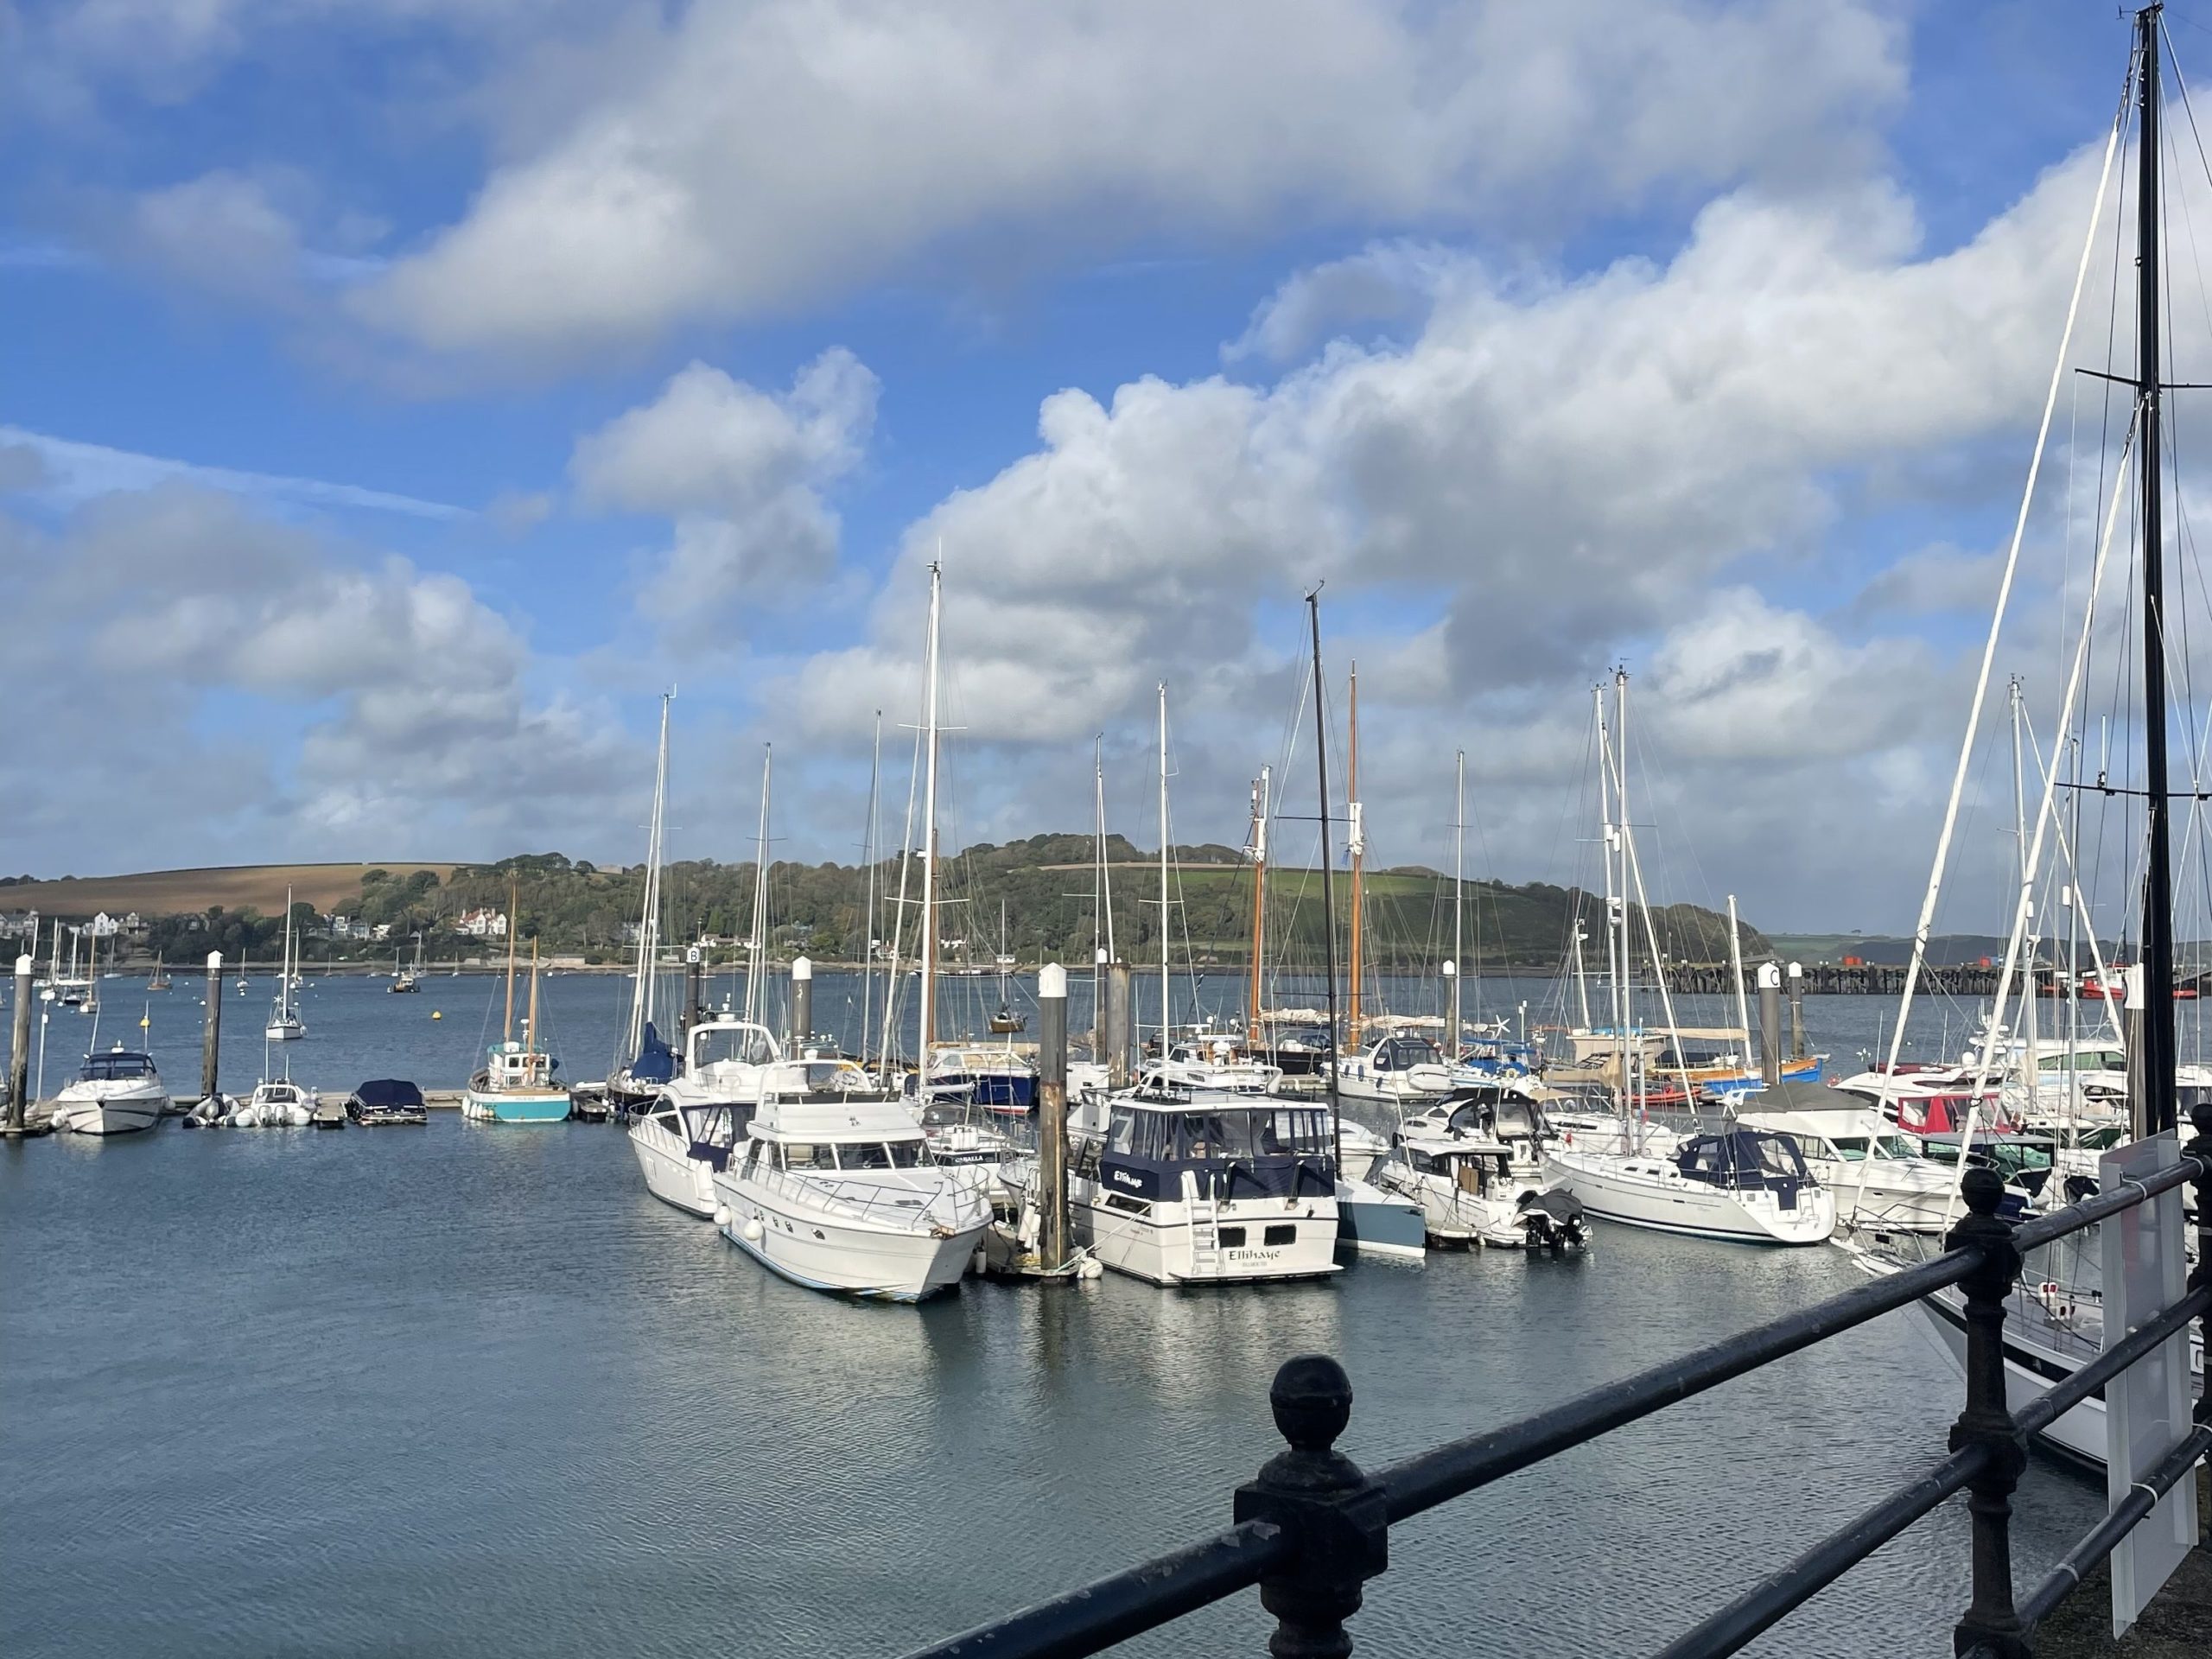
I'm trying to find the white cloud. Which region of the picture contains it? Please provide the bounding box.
[353,0,1903,355]
[571,349,879,640]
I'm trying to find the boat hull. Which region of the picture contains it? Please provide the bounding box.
[709,1171,983,1301]
[627,1119,719,1217]
[50,1085,166,1136]
[1544,1151,1834,1245]
[461,1088,571,1123]
[1072,1185,1342,1286]
[1334,1179,1427,1260]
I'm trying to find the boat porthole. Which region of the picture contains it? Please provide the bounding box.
[814,1229,825,1239]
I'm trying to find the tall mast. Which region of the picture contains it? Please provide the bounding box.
[280,887,294,1016]
[503,875,518,1046]
[1307,591,1344,1173]
[527,938,541,1058]
[879,711,923,1079]
[627,690,672,1059]
[1094,737,1116,963]
[2138,4,2177,1135]
[2009,677,2040,1088]
[1451,749,1465,1061]
[1594,684,1625,1111]
[1615,669,1638,1116]
[1247,766,1270,1033]
[861,709,882,1068]
[1157,683,1171,1047]
[745,746,772,1029]
[1347,664,1363,1046]
[918,561,943,1064]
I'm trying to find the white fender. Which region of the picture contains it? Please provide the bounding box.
[740,1217,765,1243]
[714,1206,732,1228]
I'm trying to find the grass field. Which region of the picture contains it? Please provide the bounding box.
[0,863,458,918]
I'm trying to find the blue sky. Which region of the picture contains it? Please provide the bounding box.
[0,2,2188,932]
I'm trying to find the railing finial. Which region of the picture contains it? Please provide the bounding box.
[1236,1357,1387,1658]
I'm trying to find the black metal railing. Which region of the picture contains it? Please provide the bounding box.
[900,1107,2212,1659]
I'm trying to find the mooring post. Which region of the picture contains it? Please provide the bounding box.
[200,950,223,1102]
[790,955,813,1054]
[1038,963,1069,1272]
[1757,963,1783,1089]
[1091,947,1108,1060]
[1948,1167,2028,1659]
[7,952,30,1128]
[683,946,702,1046]
[1104,961,1133,1090]
[1785,961,1805,1061]
[1233,1356,1388,1659]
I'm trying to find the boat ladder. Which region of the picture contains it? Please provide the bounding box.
[1187,1192,1220,1278]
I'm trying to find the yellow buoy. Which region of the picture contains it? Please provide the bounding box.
[431,1010,442,1020]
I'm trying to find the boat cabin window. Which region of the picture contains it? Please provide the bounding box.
[81,1052,156,1081]
[780,1142,835,1172]
[1826,1133,1917,1161]
[694,1027,780,1067]
[1375,1037,1441,1071]
[2038,1049,2126,1072]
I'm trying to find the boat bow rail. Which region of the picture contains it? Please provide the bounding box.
[897,1109,2212,1659]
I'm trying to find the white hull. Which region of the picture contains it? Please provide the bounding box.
[628,1116,719,1217]
[1374,1166,1538,1247]
[50,1084,166,1136]
[709,1167,987,1301]
[264,1022,303,1041]
[1545,1150,1834,1245]
[1072,1179,1341,1286]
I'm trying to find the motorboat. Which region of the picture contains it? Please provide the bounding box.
[709,1092,990,1300]
[1373,1087,1586,1249]
[1066,1079,1341,1286]
[49,1046,168,1135]
[345,1078,429,1126]
[1546,1128,1836,1246]
[1255,1022,1333,1077]
[628,1096,746,1217]
[1731,1080,2025,1234]
[1332,1033,1454,1107]
[1154,1038,1281,1094]
[912,1044,1039,1115]
[226,1077,316,1127]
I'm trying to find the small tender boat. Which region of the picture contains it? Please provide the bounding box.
[50,1046,168,1135]
[710,1093,990,1301]
[229,1077,316,1127]
[1546,1128,1835,1246]
[345,1078,429,1126]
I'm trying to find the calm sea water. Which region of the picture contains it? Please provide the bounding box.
[1,974,2110,1656]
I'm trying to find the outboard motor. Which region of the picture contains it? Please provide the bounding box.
[1517,1187,1589,1255]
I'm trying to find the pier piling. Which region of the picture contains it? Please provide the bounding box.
[8,953,29,1128]
[1038,963,1069,1273]
[682,946,702,1046]
[1103,961,1132,1090]
[1786,961,1806,1060]
[791,955,813,1052]
[200,950,222,1102]
[1757,962,1783,1089]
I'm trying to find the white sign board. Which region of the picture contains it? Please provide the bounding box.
[2099,1128,2197,1637]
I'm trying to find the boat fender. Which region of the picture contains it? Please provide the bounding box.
[741,1217,765,1243]
[970,1248,987,1275]
[714,1206,732,1227]
[1077,1257,1104,1281]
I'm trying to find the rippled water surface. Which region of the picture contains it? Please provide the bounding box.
[2,978,2107,1656]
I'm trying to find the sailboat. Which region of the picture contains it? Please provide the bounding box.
[608,691,678,1110]
[461,887,570,1123]
[264,889,305,1041]
[146,956,172,992]
[390,933,423,994]
[1542,673,1834,1246]
[987,899,1025,1033]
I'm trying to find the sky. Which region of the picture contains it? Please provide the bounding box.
[0,1,2199,934]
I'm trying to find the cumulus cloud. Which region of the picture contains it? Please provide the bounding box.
[571,349,879,640]
[353,0,1902,355]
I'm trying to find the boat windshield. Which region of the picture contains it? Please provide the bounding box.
[1107,1104,1330,1161]
[829,1139,928,1170]
[1375,1037,1441,1071]
[1827,1133,1918,1161]
[80,1052,156,1081]
[696,1027,780,1067]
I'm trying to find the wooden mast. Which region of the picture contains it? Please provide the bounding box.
[1347,663,1363,1047]
[527,937,541,1063]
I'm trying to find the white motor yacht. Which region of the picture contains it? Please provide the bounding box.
[1374,1089,1587,1249]
[1332,1033,1454,1107]
[1154,1039,1281,1095]
[1546,1128,1836,1246]
[627,1097,745,1217]
[1732,1082,2020,1235]
[1067,1080,1341,1286]
[710,1093,990,1301]
[49,1046,168,1135]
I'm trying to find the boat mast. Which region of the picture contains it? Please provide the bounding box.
[1307,589,1344,1172]
[1247,766,1269,1034]
[1094,737,1116,964]
[861,708,882,1067]
[878,713,923,1080]
[2137,3,2177,1135]
[1614,670,1638,1119]
[527,938,541,1058]
[503,876,518,1046]
[1347,664,1363,1047]
[627,690,672,1061]
[919,561,943,1067]
[279,887,294,1018]
[1451,748,1465,1061]
[2009,677,2040,1090]
[745,746,772,1030]
[1595,684,1624,1111]
[1727,893,1751,1059]
[1157,682,1171,1048]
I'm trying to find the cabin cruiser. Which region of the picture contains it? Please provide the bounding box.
[709,1094,990,1301]
[49,1046,168,1135]
[1154,1038,1281,1094]
[1729,1080,2027,1234]
[911,1045,1039,1115]
[1068,1080,1340,1286]
[344,1078,429,1126]
[1373,1089,1585,1249]
[1332,1033,1454,1107]
[1546,1128,1836,1246]
[461,1040,570,1123]
[1255,1023,1333,1077]
[629,1096,747,1217]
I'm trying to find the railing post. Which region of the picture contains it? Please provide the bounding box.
[1232,1357,1387,1658]
[1948,1166,2029,1659]
[2188,1103,2212,1469]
